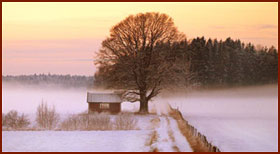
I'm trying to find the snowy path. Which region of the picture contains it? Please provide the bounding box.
[149,116,192,152]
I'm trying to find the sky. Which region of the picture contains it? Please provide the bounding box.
[2,2,278,76]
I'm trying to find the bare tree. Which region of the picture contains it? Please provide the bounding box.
[95,12,185,113]
[36,100,60,130]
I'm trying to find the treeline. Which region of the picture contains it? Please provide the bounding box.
[95,37,278,88]
[3,74,94,88]
[183,37,278,87]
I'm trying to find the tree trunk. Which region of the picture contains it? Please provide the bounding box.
[139,100,148,114]
[139,90,149,114]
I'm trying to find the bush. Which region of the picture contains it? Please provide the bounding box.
[60,114,80,130]
[36,101,60,130]
[5,110,18,129]
[2,113,6,127]
[17,113,30,129]
[3,110,30,129]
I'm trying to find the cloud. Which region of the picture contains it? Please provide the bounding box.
[61,58,93,62]
[257,24,278,29]
[240,37,277,40]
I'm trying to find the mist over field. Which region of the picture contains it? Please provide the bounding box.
[3,82,88,114]
[154,84,278,152]
[3,81,277,115]
[2,80,278,152]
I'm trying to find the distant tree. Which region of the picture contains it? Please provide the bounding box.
[36,101,60,130]
[95,12,185,113]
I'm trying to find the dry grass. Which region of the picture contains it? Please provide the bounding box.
[149,130,158,145]
[172,146,180,152]
[61,112,140,131]
[88,113,113,130]
[60,112,113,130]
[114,113,138,130]
[146,117,160,152]
[151,148,159,152]
[150,117,160,129]
[166,117,176,143]
[147,130,159,152]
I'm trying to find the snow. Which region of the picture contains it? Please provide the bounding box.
[168,117,192,152]
[2,130,151,152]
[150,116,192,152]
[134,114,159,130]
[156,84,278,152]
[151,116,175,152]
[2,114,192,152]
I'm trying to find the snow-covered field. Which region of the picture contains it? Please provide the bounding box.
[2,130,151,152]
[2,114,191,152]
[158,84,278,152]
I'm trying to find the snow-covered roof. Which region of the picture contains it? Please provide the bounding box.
[87,92,122,103]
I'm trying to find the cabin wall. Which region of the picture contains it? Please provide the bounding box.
[109,103,121,113]
[88,102,121,114]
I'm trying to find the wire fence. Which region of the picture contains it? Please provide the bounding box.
[169,106,221,152]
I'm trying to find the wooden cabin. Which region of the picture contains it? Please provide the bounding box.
[87,92,122,114]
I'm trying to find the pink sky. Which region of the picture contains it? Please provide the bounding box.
[2,2,278,75]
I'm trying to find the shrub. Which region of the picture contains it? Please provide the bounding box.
[60,114,80,130]
[3,110,30,129]
[17,113,30,129]
[5,110,18,129]
[36,101,60,130]
[2,113,6,127]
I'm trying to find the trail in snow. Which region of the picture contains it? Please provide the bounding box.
[168,117,193,152]
[150,116,192,152]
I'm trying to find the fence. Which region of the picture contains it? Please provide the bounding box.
[169,106,221,152]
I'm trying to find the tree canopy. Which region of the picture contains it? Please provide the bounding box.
[95,12,186,113]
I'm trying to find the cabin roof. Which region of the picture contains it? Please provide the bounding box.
[87,92,122,103]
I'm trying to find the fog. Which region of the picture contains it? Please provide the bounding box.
[152,84,278,152]
[3,82,88,114]
[156,84,278,118]
[3,82,277,117]
[2,82,140,114]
